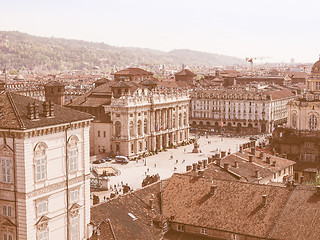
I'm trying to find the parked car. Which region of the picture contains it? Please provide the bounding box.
[115,156,129,164]
[92,159,104,164]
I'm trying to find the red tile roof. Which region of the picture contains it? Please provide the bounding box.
[175,69,196,77]
[162,173,292,239]
[264,89,296,100]
[0,91,93,130]
[114,68,153,76]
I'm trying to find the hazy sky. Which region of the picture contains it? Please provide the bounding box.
[1,0,320,63]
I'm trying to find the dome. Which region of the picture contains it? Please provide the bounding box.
[311,58,320,74]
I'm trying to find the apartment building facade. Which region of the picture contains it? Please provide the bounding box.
[190,88,296,134]
[0,85,93,240]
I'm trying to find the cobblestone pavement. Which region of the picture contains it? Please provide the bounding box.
[91,134,255,203]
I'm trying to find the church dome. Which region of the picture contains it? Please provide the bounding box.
[311,58,320,74]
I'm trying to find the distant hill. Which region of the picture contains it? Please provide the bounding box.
[0,31,245,73]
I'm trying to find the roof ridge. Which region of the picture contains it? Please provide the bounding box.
[267,188,295,238]
[106,218,117,240]
[6,92,26,129]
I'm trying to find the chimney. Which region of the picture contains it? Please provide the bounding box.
[300,176,304,184]
[198,169,204,177]
[186,165,192,171]
[262,195,267,206]
[149,198,154,210]
[27,103,35,120]
[266,156,271,164]
[239,145,243,153]
[192,163,197,171]
[272,161,276,167]
[224,163,229,171]
[259,151,264,160]
[216,158,221,167]
[221,151,226,158]
[249,155,253,162]
[148,215,153,226]
[42,101,50,117]
[207,157,212,164]
[198,160,203,169]
[251,147,256,156]
[34,103,40,119]
[203,159,207,168]
[210,185,218,195]
[234,161,239,168]
[255,170,260,178]
[197,164,201,171]
[49,101,55,117]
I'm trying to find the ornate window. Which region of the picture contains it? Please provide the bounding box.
[144,119,148,134]
[309,114,318,131]
[291,112,297,128]
[1,159,11,183]
[70,215,80,240]
[183,112,187,126]
[38,229,48,240]
[3,233,13,240]
[70,189,79,204]
[179,113,182,127]
[34,143,48,182]
[115,121,121,137]
[68,136,79,172]
[137,120,142,136]
[2,206,12,217]
[36,200,48,217]
[129,121,134,136]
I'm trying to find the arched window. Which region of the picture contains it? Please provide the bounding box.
[179,113,182,127]
[144,119,148,134]
[34,142,48,182]
[292,112,297,128]
[129,121,134,136]
[309,114,317,130]
[68,135,79,172]
[115,121,121,137]
[137,120,142,136]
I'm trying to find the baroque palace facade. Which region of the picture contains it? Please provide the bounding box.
[67,68,190,158]
[0,81,93,240]
[274,57,320,164]
[190,87,296,134]
[108,87,190,157]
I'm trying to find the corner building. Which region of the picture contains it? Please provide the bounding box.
[0,84,93,240]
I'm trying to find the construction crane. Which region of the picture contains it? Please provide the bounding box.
[245,57,266,76]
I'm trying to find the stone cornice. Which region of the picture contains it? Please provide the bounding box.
[0,120,91,139]
[26,174,90,199]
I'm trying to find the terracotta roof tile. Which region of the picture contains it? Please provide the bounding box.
[0,91,92,130]
[114,68,153,76]
[175,69,196,77]
[162,174,292,239]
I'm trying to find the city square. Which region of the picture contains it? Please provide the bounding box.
[90,134,257,202]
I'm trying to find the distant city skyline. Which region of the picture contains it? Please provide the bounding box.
[1,0,319,63]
